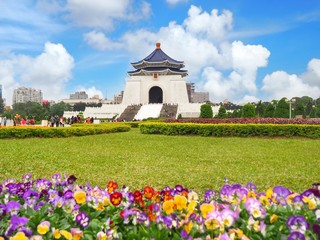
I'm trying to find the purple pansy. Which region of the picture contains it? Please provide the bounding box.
[5,201,20,215]
[273,186,291,205]
[76,212,90,228]
[287,231,306,240]
[287,216,309,234]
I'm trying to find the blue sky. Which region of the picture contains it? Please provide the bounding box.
[1,0,320,105]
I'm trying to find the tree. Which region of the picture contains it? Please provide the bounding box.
[216,105,227,118]
[50,102,72,117]
[264,104,275,118]
[255,100,265,118]
[200,104,213,118]
[274,98,289,118]
[73,102,87,111]
[241,103,256,118]
[0,98,5,114]
[294,102,305,118]
[231,109,241,118]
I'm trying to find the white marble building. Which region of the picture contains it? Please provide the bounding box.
[64,43,215,120]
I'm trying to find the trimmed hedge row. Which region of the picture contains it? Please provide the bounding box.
[139,122,320,138]
[0,124,130,139]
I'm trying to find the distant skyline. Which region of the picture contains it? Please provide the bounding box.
[1,0,320,106]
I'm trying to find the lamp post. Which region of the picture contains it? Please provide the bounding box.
[287,98,295,119]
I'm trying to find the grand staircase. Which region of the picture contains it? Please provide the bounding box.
[118,105,141,121]
[159,104,178,119]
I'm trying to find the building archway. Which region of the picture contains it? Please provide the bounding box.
[149,86,163,103]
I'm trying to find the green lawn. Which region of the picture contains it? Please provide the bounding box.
[0,128,319,194]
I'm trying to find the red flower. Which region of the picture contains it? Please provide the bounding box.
[143,186,155,200]
[163,190,173,201]
[110,192,122,206]
[133,190,143,203]
[107,181,118,194]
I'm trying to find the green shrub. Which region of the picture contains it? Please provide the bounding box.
[241,104,256,118]
[0,124,130,139]
[139,122,320,138]
[200,104,213,118]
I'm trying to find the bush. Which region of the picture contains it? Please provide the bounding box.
[241,103,256,118]
[200,104,213,118]
[140,122,320,138]
[0,124,130,139]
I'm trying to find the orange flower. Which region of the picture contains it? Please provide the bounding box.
[163,200,175,214]
[163,190,173,201]
[143,186,155,200]
[110,192,122,206]
[107,181,118,194]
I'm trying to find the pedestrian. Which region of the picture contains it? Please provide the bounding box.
[0,116,2,127]
[3,116,6,126]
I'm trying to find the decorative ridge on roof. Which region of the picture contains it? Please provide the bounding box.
[131,43,184,67]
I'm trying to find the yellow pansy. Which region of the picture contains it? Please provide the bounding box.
[205,218,220,230]
[200,203,215,219]
[53,228,61,239]
[174,195,187,211]
[60,230,72,240]
[9,232,28,240]
[71,228,83,240]
[74,190,87,204]
[266,188,273,199]
[184,221,194,234]
[163,199,175,214]
[259,196,270,207]
[270,214,279,223]
[303,196,317,210]
[37,221,50,235]
[187,200,197,214]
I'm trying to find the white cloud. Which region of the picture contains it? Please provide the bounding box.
[183,5,233,42]
[84,31,123,51]
[75,86,104,99]
[300,58,320,87]
[261,70,320,100]
[0,42,74,105]
[66,0,151,31]
[166,0,188,6]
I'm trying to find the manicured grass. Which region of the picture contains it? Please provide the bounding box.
[0,128,319,193]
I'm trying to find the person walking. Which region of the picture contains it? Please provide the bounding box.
[0,116,2,127]
[3,116,6,126]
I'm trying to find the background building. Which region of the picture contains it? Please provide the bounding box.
[70,91,88,99]
[12,87,43,105]
[186,82,210,103]
[60,93,101,106]
[114,91,124,104]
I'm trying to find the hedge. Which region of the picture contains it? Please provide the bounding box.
[0,124,130,139]
[139,122,320,138]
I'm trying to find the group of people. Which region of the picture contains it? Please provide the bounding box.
[0,116,7,127]
[49,115,65,127]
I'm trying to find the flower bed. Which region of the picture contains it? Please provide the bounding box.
[167,118,320,125]
[0,175,319,239]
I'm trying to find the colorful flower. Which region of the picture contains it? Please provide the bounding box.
[110,192,122,206]
[74,190,86,204]
[37,221,50,235]
[9,232,28,240]
[200,203,215,219]
[174,195,187,211]
[76,212,90,228]
[163,199,175,215]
